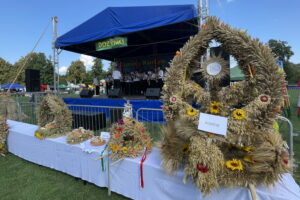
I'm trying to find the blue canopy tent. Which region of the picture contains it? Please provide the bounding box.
[1,83,25,89]
[55,5,199,60]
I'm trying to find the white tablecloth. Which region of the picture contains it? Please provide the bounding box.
[7,120,300,200]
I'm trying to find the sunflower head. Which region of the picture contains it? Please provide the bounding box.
[210,102,220,114]
[232,109,246,120]
[242,146,255,153]
[187,107,198,116]
[112,144,119,152]
[146,141,152,149]
[34,132,44,140]
[225,159,244,171]
[122,147,128,154]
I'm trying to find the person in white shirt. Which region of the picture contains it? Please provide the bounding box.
[112,66,122,89]
[93,77,100,95]
[157,67,164,89]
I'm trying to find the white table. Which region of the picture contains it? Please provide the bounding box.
[7,120,300,200]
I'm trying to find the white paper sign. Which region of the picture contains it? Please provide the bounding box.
[198,113,228,136]
[100,132,111,141]
[206,62,222,76]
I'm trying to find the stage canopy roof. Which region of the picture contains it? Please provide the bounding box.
[56,5,198,60]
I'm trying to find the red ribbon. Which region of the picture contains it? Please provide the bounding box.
[140,148,147,188]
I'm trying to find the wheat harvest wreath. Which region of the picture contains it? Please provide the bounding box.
[160,17,290,197]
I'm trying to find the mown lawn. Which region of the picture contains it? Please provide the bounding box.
[0,154,129,200]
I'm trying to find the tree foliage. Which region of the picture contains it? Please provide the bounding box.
[92,58,104,79]
[13,52,54,85]
[0,58,17,84]
[268,39,294,62]
[66,60,86,84]
[268,39,299,83]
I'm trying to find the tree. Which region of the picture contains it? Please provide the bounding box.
[92,58,104,79]
[268,39,298,82]
[13,52,54,85]
[66,60,86,84]
[268,39,294,62]
[0,57,17,84]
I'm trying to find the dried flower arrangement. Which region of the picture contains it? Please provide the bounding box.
[160,17,290,196]
[35,94,72,139]
[66,127,94,144]
[108,118,152,161]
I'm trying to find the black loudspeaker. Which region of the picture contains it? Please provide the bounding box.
[145,88,161,99]
[25,69,40,92]
[108,88,121,98]
[80,89,94,98]
[71,110,106,131]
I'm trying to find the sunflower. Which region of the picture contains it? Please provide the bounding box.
[34,132,44,140]
[232,109,246,120]
[187,107,198,116]
[242,146,255,153]
[194,84,200,89]
[122,147,128,154]
[225,159,243,171]
[112,144,119,152]
[243,155,254,163]
[210,102,220,114]
[146,141,152,149]
[181,144,190,154]
[136,144,142,149]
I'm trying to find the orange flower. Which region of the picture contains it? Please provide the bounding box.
[128,147,135,153]
[176,51,182,56]
[114,133,121,138]
[142,135,148,140]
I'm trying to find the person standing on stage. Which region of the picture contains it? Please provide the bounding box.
[156,67,164,90]
[151,69,158,88]
[105,74,113,95]
[93,77,100,95]
[141,72,148,94]
[133,71,141,95]
[112,66,122,89]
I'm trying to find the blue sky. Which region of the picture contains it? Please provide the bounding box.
[0,0,299,74]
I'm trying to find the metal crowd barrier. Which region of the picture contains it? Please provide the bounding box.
[135,108,165,141]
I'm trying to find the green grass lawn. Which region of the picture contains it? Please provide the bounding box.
[0,153,129,200]
[1,89,299,199]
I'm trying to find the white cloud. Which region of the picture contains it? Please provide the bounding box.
[80,54,95,71]
[59,66,68,75]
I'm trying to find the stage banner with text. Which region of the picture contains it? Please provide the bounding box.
[96,37,127,51]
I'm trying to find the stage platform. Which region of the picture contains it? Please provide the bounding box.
[63,97,165,123]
